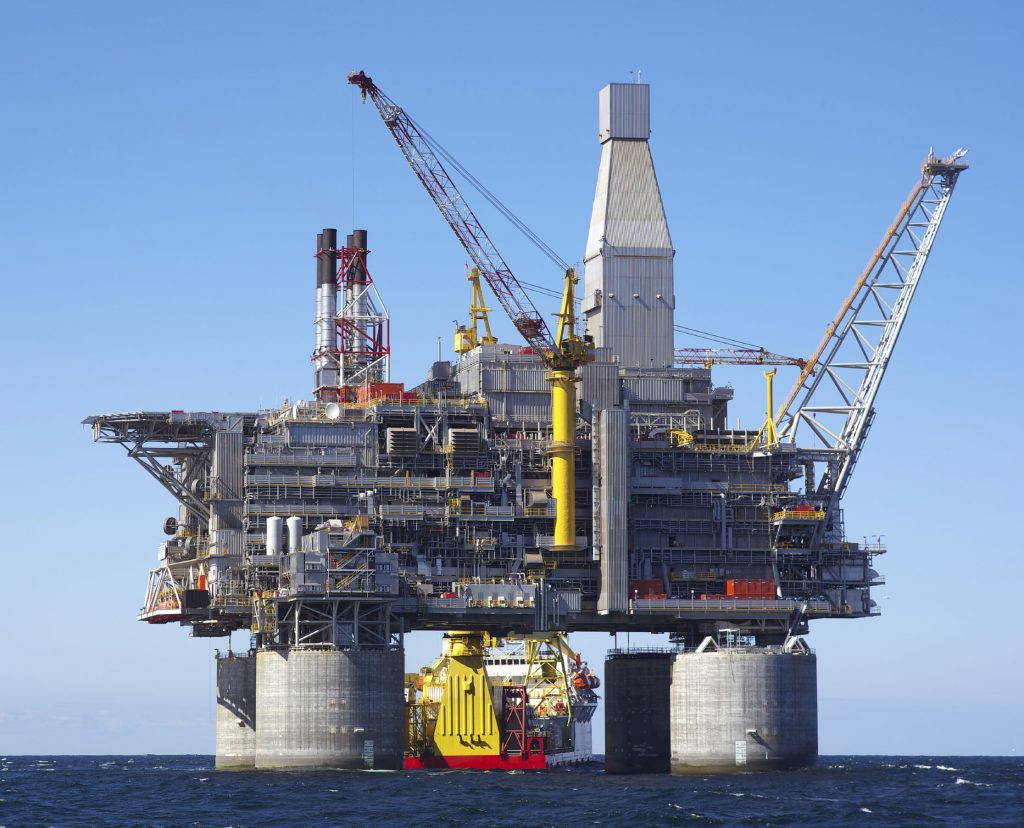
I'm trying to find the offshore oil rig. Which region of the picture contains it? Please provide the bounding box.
[86,72,967,773]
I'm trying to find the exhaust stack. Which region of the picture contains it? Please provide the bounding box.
[314,228,340,401]
[581,84,675,370]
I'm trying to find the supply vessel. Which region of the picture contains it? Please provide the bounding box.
[404,632,597,769]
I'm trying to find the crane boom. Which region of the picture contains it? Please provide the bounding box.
[674,348,805,368]
[776,149,968,530]
[350,70,591,551]
[348,71,552,353]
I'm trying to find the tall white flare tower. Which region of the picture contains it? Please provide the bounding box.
[582,83,675,369]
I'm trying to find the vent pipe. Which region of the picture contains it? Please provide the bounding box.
[314,228,339,400]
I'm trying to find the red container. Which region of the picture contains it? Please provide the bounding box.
[357,382,406,403]
[630,579,664,599]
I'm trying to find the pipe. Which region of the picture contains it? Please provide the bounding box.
[315,229,339,399]
[548,369,577,549]
[352,229,368,282]
[351,230,369,355]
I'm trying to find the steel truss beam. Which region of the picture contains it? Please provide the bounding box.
[85,412,255,524]
[276,597,402,649]
[776,150,968,536]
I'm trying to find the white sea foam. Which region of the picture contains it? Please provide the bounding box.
[860,807,873,813]
[913,764,932,769]
[936,765,958,772]
[955,777,991,787]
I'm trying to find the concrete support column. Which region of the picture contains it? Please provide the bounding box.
[670,649,818,773]
[254,647,405,770]
[603,652,672,774]
[215,653,257,769]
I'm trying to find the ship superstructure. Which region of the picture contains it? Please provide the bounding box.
[85,75,967,773]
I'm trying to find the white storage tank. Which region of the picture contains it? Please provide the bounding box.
[265,516,283,557]
[286,516,303,552]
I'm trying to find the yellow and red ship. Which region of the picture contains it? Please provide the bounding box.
[404,631,599,770]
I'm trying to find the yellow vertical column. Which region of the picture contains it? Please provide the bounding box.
[762,369,778,447]
[547,369,577,550]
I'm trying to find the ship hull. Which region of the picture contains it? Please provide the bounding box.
[404,753,546,770]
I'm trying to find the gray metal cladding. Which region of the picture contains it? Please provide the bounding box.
[623,375,704,403]
[454,347,553,422]
[481,366,549,393]
[286,423,374,447]
[212,430,244,537]
[603,142,672,250]
[581,361,620,410]
[213,430,244,497]
[597,408,629,614]
[453,346,548,398]
[585,143,672,254]
[599,83,650,143]
[597,254,675,370]
[584,82,675,371]
[247,447,358,467]
[486,393,551,424]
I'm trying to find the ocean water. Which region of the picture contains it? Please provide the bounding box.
[0,755,1020,827]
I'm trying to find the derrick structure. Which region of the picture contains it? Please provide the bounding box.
[85,78,966,774]
[313,228,390,403]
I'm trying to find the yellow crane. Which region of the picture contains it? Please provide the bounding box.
[454,267,498,354]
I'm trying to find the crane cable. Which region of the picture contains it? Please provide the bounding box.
[408,115,572,273]
[410,114,762,351]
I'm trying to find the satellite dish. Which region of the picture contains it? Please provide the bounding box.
[325,402,341,420]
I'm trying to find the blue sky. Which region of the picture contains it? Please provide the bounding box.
[1,1,1021,756]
